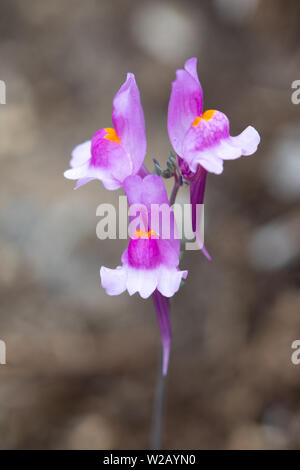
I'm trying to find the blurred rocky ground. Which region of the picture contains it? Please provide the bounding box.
[0,0,300,449]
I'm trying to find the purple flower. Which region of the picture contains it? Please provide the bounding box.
[64,73,147,190]
[168,57,260,175]
[100,174,187,299]
[168,58,260,253]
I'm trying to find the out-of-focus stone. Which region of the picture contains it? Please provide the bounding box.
[263,124,300,201]
[228,423,282,450]
[213,0,259,24]
[248,210,300,270]
[62,413,114,450]
[131,2,200,64]
[0,242,20,286]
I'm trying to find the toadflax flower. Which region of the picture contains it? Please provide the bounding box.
[100,174,187,375]
[64,73,147,190]
[167,57,260,251]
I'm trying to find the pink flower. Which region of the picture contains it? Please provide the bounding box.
[64,73,147,190]
[168,58,260,254]
[168,57,260,175]
[100,174,187,299]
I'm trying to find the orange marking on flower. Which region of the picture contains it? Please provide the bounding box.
[192,116,201,127]
[192,110,215,127]
[202,109,215,120]
[148,230,158,238]
[133,229,148,239]
[104,127,120,143]
[133,229,158,239]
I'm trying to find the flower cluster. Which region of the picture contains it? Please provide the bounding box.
[65,58,260,375]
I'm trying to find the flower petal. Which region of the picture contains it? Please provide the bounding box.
[182,110,232,174]
[64,163,91,181]
[183,110,229,156]
[126,266,158,299]
[141,174,170,207]
[168,57,203,157]
[64,162,121,190]
[184,57,200,83]
[123,175,144,206]
[64,131,131,190]
[188,151,224,175]
[70,140,91,168]
[124,174,170,208]
[124,175,180,257]
[64,141,96,188]
[157,238,180,268]
[100,266,127,295]
[157,267,187,298]
[127,237,161,270]
[223,125,261,159]
[112,73,146,174]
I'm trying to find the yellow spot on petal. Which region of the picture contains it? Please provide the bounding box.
[133,229,158,239]
[133,229,148,239]
[192,110,215,127]
[202,109,215,120]
[148,230,158,238]
[192,116,201,127]
[104,127,120,143]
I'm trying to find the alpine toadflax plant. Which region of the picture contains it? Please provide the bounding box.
[65,58,260,377]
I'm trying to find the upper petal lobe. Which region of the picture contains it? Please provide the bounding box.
[112,73,146,174]
[168,57,203,157]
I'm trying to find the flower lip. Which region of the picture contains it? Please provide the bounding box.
[88,127,131,175]
[104,127,120,143]
[127,236,161,270]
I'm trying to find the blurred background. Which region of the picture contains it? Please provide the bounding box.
[0,0,300,449]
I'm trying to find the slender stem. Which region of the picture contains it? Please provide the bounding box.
[150,292,170,449]
[150,358,167,450]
